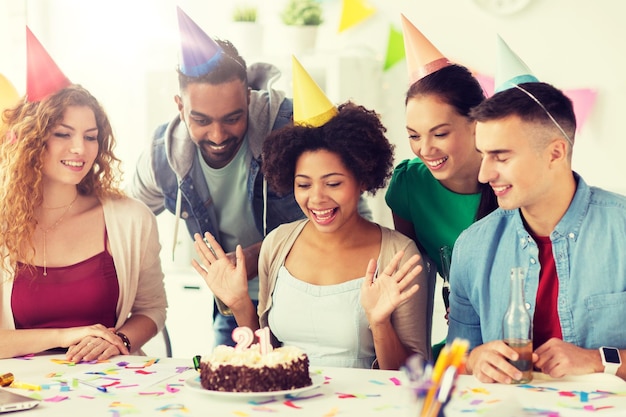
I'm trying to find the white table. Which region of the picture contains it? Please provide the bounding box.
[445,371,626,417]
[2,354,625,416]
[0,354,415,416]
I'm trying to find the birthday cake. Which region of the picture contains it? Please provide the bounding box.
[200,344,311,392]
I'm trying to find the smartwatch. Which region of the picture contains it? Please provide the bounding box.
[599,346,622,375]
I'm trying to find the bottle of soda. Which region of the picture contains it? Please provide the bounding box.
[502,267,533,383]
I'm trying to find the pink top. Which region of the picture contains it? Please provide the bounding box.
[11,230,119,329]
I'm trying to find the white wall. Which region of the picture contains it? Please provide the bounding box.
[2,0,625,231]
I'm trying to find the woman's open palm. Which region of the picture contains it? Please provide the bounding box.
[360,251,421,325]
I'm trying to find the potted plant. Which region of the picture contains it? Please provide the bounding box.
[229,4,263,59]
[233,5,258,23]
[279,0,323,54]
[280,0,323,26]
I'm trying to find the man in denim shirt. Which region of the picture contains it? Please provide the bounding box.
[131,9,371,347]
[447,82,626,382]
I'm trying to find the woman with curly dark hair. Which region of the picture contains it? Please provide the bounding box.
[193,96,431,370]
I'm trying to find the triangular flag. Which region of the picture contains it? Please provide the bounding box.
[383,24,405,71]
[472,71,495,98]
[26,27,71,102]
[338,0,377,33]
[0,73,20,113]
[564,88,597,132]
[495,35,538,93]
[177,6,224,77]
[292,55,337,127]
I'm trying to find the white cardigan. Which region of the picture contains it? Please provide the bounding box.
[1,196,167,332]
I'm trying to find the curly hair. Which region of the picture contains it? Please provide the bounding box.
[0,84,123,271]
[262,102,394,196]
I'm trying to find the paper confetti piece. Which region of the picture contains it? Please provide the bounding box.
[156,404,187,411]
[285,392,323,401]
[251,406,277,412]
[138,391,164,396]
[249,398,276,405]
[368,379,385,385]
[44,395,69,402]
[323,407,339,417]
[389,377,401,386]
[166,384,180,393]
[109,401,135,408]
[233,411,249,417]
[284,400,301,409]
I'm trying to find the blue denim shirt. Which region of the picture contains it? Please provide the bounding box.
[448,174,626,351]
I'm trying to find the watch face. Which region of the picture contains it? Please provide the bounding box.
[603,347,621,363]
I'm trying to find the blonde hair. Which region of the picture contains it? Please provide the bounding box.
[0,84,123,272]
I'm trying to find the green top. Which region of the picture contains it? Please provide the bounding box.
[385,158,480,274]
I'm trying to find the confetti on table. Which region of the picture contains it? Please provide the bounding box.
[368,379,385,385]
[249,398,276,405]
[156,404,188,411]
[285,392,323,401]
[44,395,69,403]
[284,400,301,409]
[233,411,249,417]
[251,405,277,412]
[166,383,181,393]
[323,407,339,417]
[109,401,135,408]
[134,370,155,375]
[389,377,402,386]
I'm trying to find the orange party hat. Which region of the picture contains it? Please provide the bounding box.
[400,14,451,84]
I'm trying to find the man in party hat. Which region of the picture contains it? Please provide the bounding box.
[385,14,497,362]
[448,37,626,382]
[130,7,370,347]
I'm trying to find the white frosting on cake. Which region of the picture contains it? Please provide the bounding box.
[205,344,305,369]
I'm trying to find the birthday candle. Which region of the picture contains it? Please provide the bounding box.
[255,327,273,355]
[231,326,254,351]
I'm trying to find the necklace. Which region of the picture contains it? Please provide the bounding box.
[39,192,79,276]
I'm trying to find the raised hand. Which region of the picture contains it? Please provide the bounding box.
[192,232,250,310]
[360,251,421,325]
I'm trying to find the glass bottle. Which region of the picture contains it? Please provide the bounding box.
[502,267,533,383]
